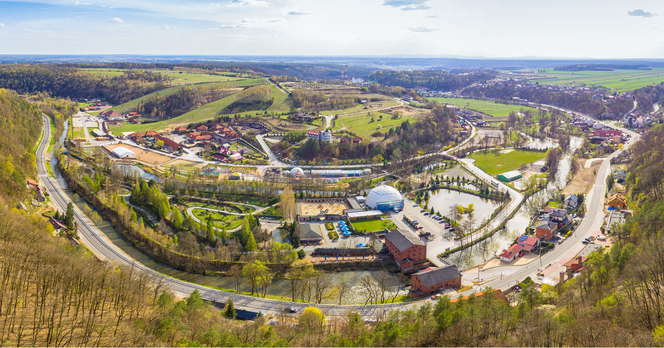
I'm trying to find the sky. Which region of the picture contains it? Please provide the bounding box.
[0,0,662,58]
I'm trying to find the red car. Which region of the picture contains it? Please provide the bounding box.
[518,250,525,257]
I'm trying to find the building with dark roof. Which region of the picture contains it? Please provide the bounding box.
[385,228,426,271]
[410,265,462,298]
[299,223,324,246]
[535,221,557,240]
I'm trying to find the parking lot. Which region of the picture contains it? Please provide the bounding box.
[388,198,461,266]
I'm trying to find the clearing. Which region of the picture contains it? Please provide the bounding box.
[561,159,600,196]
[468,149,547,176]
[429,97,539,118]
[298,202,348,216]
[333,112,419,140]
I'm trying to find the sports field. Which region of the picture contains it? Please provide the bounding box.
[532,68,664,93]
[429,97,538,118]
[468,149,546,176]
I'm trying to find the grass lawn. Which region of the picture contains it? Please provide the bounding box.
[320,99,400,116]
[333,112,418,140]
[351,218,397,233]
[111,82,289,134]
[191,209,244,230]
[532,68,664,93]
[429,97,539,118]
[468,149,546,176]
[71,127,85,140]
[79,68,243,85]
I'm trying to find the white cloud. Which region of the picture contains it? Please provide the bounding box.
[227,0,269,7]
[408,26,436,32]
[287,10,310,15]
[107,17,124,23]
[220,18,283,28]
[0,23,5,28]
[74,1,91,5]
[383,0,431,11]
[159,25,177,29]
[628,9,657,18]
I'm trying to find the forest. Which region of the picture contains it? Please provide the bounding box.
[136,84,235,120]
[632,83,664,113]
[0,65,170,104]
[462,81,634,119]
[290,89,362,112]
[0,89,43,203]
[368,69,497,91]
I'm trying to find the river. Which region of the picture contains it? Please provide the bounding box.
[51,122,405,304]
[444,136,584,269]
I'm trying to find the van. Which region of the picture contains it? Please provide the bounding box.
[597,235,606,241]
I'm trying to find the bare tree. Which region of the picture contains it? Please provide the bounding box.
[336,279,353,305]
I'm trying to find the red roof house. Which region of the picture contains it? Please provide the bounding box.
[499,244,523,263]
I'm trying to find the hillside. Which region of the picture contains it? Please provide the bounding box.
[0,89,43,203]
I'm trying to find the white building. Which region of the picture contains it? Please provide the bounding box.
[112,147,136,158]
[319,129,332,143]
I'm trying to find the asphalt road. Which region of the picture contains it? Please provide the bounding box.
[35,105,641,316]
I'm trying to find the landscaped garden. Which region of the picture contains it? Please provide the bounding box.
[191,209,244,230]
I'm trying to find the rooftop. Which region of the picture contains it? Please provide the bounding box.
[386,228,424,252]
[414,265,462,288]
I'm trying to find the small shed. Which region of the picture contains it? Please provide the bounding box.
[497,170,522,182]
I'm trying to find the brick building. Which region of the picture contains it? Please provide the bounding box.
[385,228,426,272]
[410,265,462,298]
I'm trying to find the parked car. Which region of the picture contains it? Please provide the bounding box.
[286,307,297,313]
[424,212,430,216]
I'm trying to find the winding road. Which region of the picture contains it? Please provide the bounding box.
[36,99,641,317]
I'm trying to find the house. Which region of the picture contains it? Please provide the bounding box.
[100,110,123,121]
[174,126,188,134]
[451,289,508,304]
[535,221,557,240]
[319,129,332,143]
[516,234,540,252]
[210,124,224,131]
[385,228,426,272]
[607,194,627,210]
[34,189,46,203]
[410,265,462,298]
[196,125,209,131]
[299,223,324,245]
[229,153,243,161]
[347,210,383,222]
[352,137,363,144]
[186,132,213,141]
[499,244,523,262]
[564,256,587,279]
[340,137,350,144]
[614,169,627,183]
[153,134,182,152]
[497,170,522,182]
[48,217,67,231]
[307,130,320,140]
[564,194,578,210]
[26,179,40,190]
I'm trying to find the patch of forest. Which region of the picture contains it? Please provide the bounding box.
[368,69,497,91]
[463,80,634,119]
[632,83,664,113]
[0,65,170,104]
[136,84,236,120]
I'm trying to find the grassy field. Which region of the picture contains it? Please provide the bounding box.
[111,78,267,113]
[111,83,289,133]
[351,219,396,233]
[468,149,546,176]
[71,127,85,140]
[320,99,401,116]
[531,68,664,93]
[429,97,539,118]
[333,112,418,140]
[79,68,242,85]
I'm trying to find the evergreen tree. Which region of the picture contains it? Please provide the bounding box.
[173,209,183,230]
[64,202,74,229]
[206,217,216,244]
[245,232,257,252]
[222,298,237,319]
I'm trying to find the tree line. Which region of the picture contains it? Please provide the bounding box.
[0,65,171,104]
[368,69,497,91]
[136,84,235,120]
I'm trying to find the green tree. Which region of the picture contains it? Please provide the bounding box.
[222,298,237,319]
[64,202,74,229]
[173,209,183,230]
[242,260,269,295]
[245,232,257,252]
